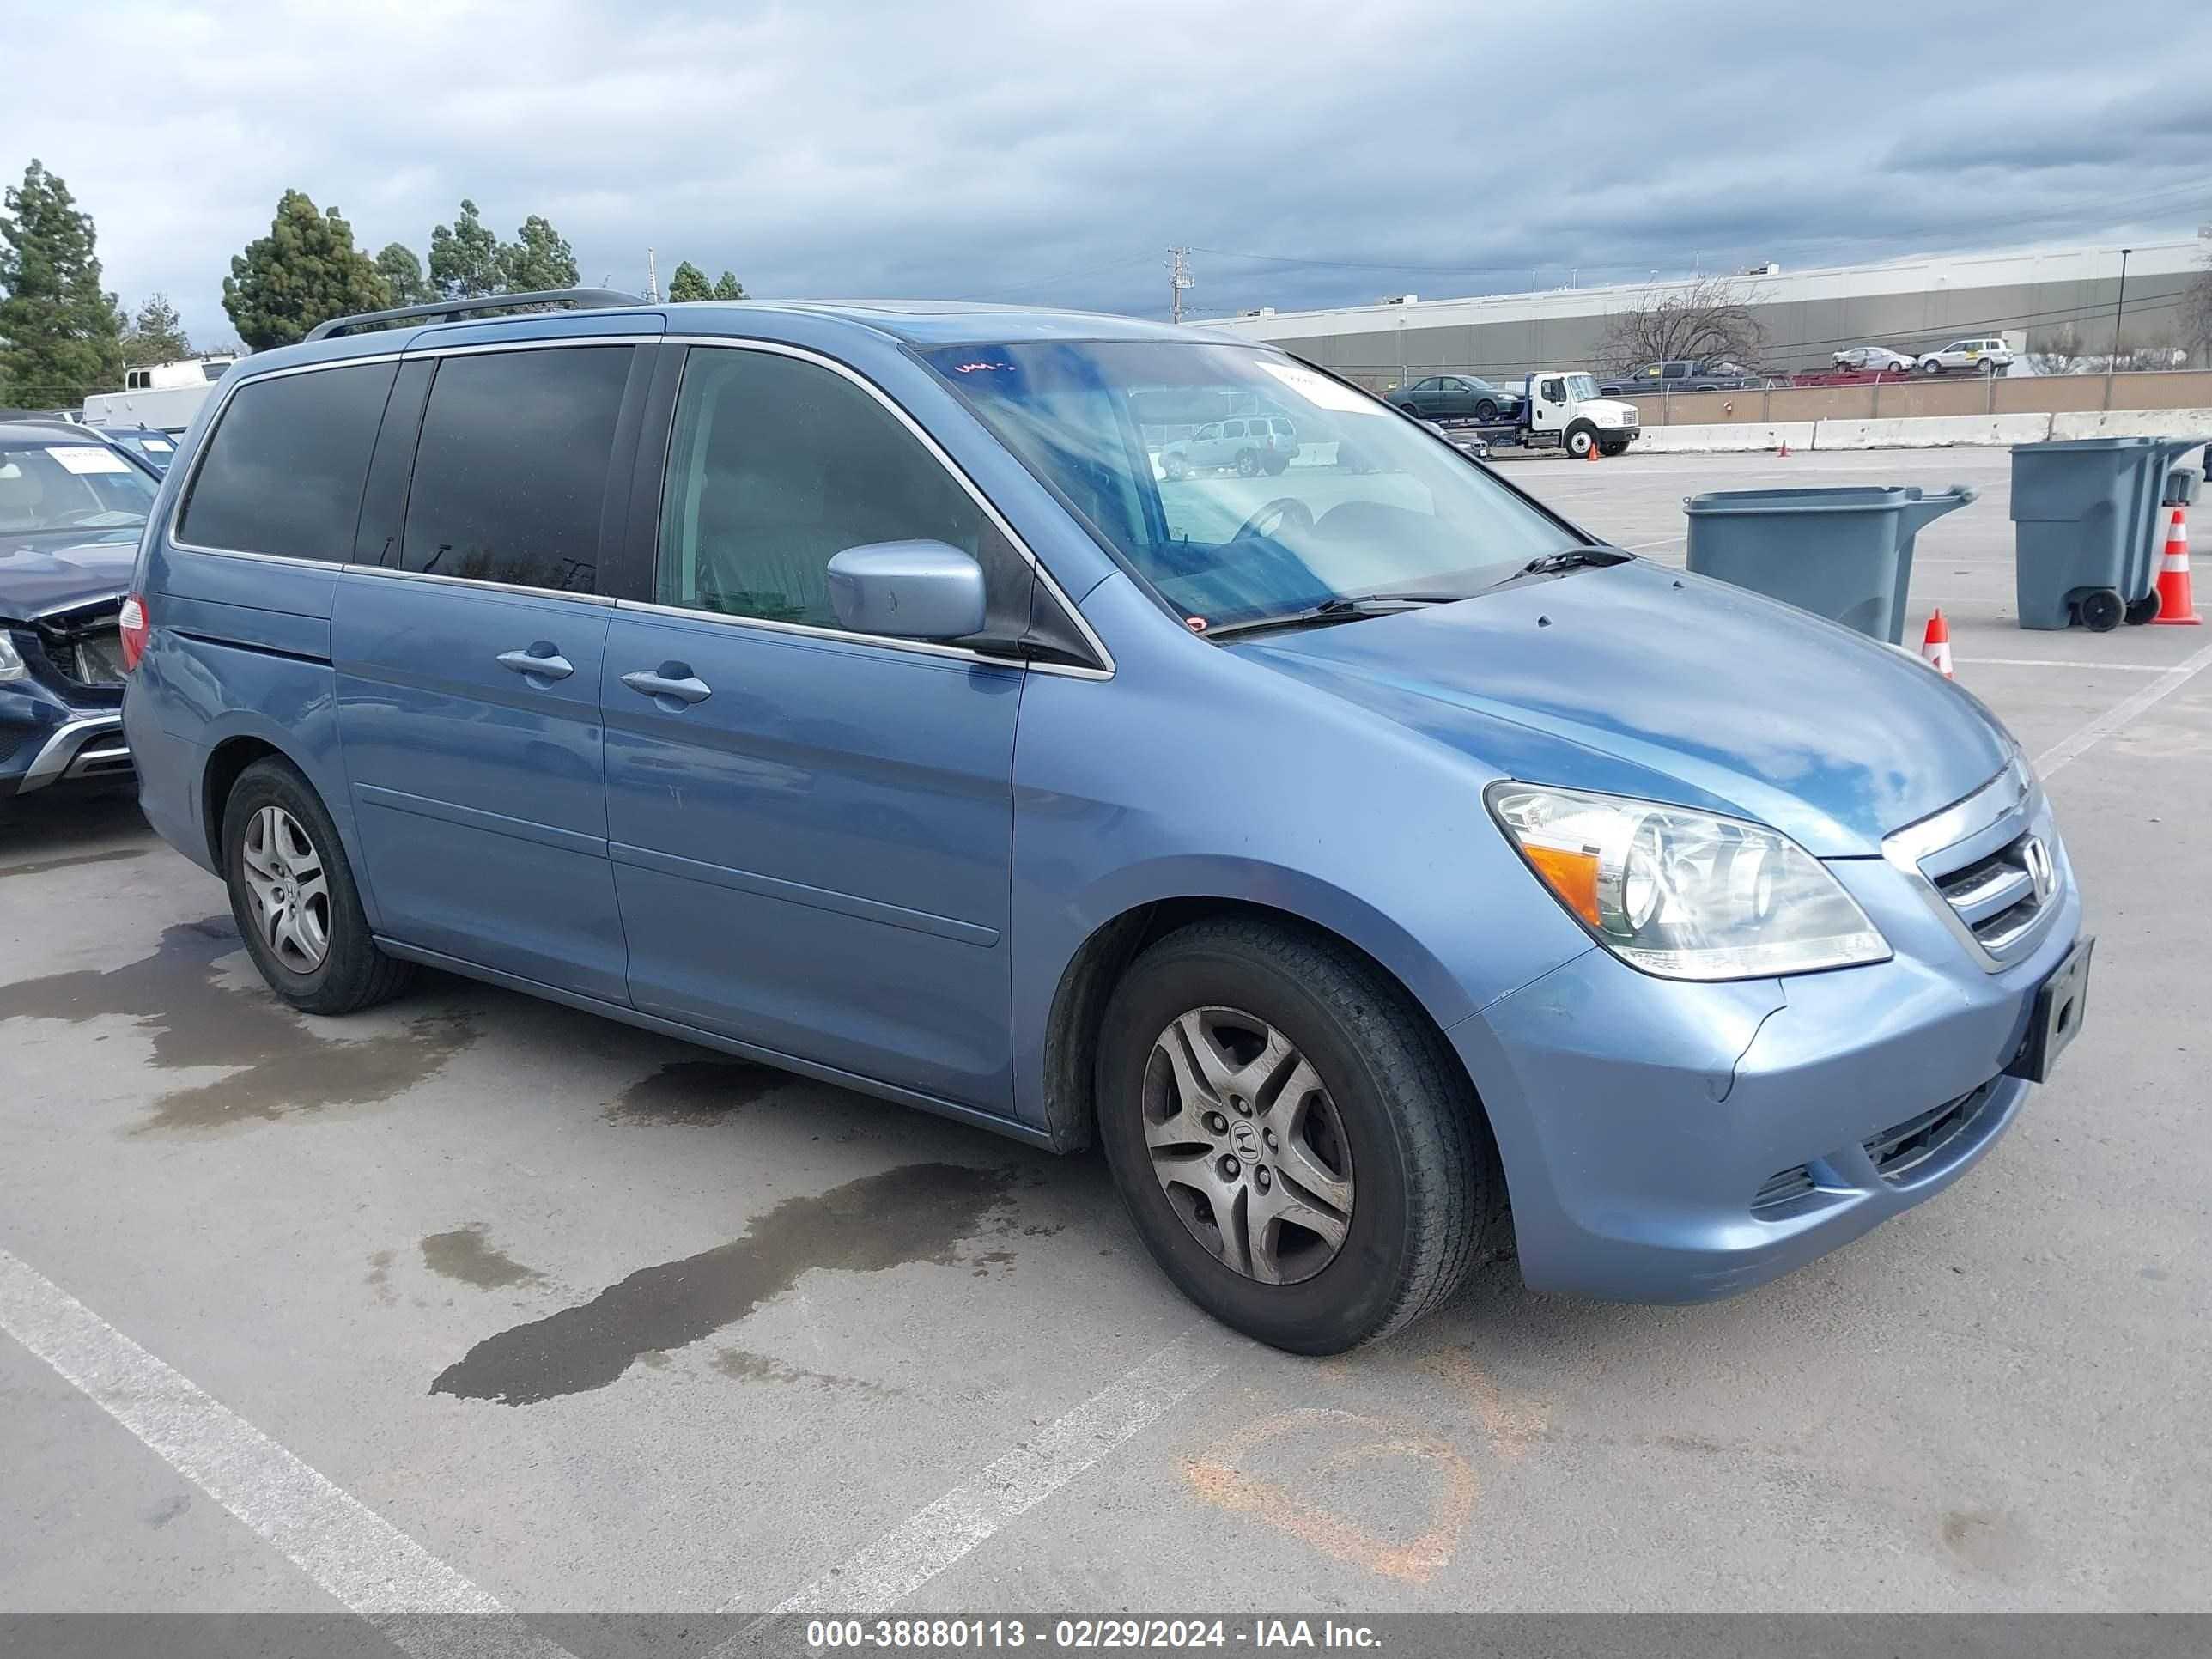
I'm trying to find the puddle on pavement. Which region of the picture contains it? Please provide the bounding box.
[713,1347,899,1399]
[604,1058,786,1125]
[431,1161,1016,1406]
[0,915,477,1132]
[0,846,149,879]
[421,1223,549,1290]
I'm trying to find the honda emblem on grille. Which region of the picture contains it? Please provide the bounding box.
[2022,836,2056,903]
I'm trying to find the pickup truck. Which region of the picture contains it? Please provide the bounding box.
[1597,359,1763,396]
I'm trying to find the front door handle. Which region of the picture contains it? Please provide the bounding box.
[621,666,713,706]
[497,646,574,680]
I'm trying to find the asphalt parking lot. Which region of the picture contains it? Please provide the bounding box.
[3,444,2208,1626]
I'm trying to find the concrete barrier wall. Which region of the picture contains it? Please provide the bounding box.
[1813,413,2054,450]
[2046,409,2212,441]
[1635,422,1815,453]
[1626,368,2212,428]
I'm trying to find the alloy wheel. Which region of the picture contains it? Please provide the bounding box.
[240,805,331,972]
[1142,1006,1354,1285]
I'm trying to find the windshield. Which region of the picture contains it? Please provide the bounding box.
[1565,374,1600,399]
[919,341,1578,630]
[0,442,159,533]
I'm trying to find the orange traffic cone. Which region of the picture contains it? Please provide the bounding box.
[2152,504,2203,626]
[1585,440,1600,464]
[1921,610,1954,678]
[1778,438,1790,458]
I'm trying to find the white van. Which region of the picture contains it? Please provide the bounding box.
[79,356,240,433]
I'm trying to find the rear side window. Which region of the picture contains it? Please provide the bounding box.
[398,346,633,592]
[179,362,398,560]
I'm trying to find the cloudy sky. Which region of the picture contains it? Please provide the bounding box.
[6,0,2210,347]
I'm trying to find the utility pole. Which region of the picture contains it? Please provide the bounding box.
[646,247,659,304]
[2108,246,2132,385]
[1168,246,1191,325]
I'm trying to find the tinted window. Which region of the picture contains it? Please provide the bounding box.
[398,346,631,592]
[180,362,397,559]
[657,347,1023,635]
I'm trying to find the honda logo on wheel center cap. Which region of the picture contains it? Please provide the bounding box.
[1230,1121,1261,1164]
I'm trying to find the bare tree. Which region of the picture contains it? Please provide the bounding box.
[1594,276,1765,374]
[2184,251,2212,368]
[2026,325,2088,376]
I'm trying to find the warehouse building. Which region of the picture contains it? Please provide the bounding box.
[1194,240,2207,388]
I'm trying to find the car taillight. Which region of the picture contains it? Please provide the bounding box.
[118,593,150,672]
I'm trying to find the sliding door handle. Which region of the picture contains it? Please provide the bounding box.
[621,667,713,706]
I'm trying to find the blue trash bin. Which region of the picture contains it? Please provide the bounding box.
[2011,436,2208,630]
[1683,484,1978,644]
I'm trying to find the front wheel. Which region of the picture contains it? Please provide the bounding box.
[1474,400,1498,421]
[222,757,413,1015]
[1163,453,1189,481]
[1097,920,1496,1353]
[1565,424,1597,458]
[1236,449,1261,477]
[2078,588,2125,632]
[2125,594,2162,626]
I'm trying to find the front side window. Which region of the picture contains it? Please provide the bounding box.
[179,362,397,560]
[398,346,633,592]
[921,341,1579,634]
[0,441,159,534]
[655,347,1023,635]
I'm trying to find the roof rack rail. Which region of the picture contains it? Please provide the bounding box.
[303,287,646,343]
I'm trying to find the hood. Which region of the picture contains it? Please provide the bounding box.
[0,530,138,623]
[1234,560,2012,856]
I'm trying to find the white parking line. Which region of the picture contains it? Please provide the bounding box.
[2034,638,2212,778]
[752,1334,1222,1619]
[0,1246,572,1659]
[1957,658,2172,672]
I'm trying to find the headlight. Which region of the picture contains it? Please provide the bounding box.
[0,631,27,684]
[1486,782,1890,981]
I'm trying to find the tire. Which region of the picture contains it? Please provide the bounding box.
[221,757,413,1016]
[1164,453,1188,482]
[1474,400,1498,421]
[1600,440,1628,457]
[1262,453,1290,476]
[1565,423,1597,458]
[1236,450,1261,477]
[1096,918,1496,1353]
[2078,588,2125,633]
[1396,404,1420,418]
[2125,594,2162,626]
[1917,359,1941,375]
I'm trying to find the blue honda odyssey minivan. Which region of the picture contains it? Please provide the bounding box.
[121,290,2087,1352]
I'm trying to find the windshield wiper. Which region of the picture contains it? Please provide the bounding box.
[1490,547,1632,586]
[1206,592,1465,641]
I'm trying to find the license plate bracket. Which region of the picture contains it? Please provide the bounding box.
[2008,936,2094,1084]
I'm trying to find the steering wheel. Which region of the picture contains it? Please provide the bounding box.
[1231,496,1315,543]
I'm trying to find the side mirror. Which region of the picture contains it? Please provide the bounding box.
[826,540,988,641]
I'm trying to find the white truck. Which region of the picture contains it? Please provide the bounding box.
[1425,370,1642,458]
[78,356,240,433]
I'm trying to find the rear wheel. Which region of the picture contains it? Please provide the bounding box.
[1097,919,1495,1353]
[1396,404,1420,418]
[2125,595,2162,626]
[1164,452,1188,481]
[1262,453,1290,476]
[222,757,413,1015]
[1236,449,1261,477]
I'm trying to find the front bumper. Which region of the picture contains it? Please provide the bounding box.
[2,684,131,800]
[1451,838,2081,1302]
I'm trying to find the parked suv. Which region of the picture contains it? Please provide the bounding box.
[124,293,2087,1353]
[2,422,145,802]
[1161,415,1297,477]
[1917,337,2014,374]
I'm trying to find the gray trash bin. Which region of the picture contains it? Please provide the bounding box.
[1683,484,1977,644]
[2011,436,2208,630]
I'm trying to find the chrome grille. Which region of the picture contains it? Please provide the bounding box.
[1882,758,2060,971]
[1933,832,2049,954]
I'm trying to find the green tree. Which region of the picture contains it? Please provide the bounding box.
[0,159,126,408]
[666,260,711,302]
[222,190,391,350]
[374,242,435,307]
[121,293,191,368]
[712,270,746,300]
[428,199,502,299]
[501,214,579,293]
